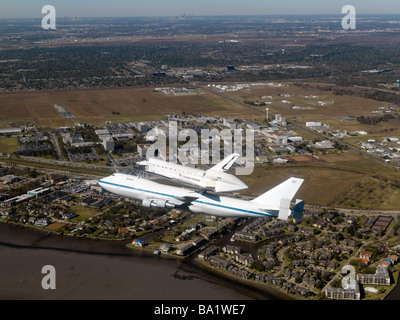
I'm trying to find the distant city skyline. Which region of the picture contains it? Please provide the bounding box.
[1,0,400,19]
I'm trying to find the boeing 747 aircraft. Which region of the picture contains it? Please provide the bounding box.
[137,153,247,193]
[98,173,305,220]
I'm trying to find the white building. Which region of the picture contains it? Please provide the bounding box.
[103,137,114,152]
[306,121,322,127]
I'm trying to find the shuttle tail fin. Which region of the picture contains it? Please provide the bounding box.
[206,153,240,174]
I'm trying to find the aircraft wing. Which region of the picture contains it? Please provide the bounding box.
[175,195,199,203]
[167,194,199,207]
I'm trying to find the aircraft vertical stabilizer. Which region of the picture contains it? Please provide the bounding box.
[251,177,304,208]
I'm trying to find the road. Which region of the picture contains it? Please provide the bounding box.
[50,132,64,161]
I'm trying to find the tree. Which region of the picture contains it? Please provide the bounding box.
[251,261,265,272]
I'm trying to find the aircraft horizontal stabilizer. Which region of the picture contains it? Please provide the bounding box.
[278,198,291,221]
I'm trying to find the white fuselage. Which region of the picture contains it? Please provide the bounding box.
[138,158,248,193]
[98,173,277,218]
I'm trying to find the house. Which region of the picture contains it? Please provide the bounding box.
[223,245,242,255]
[175,242,196,256]
[34,218,50,227]
[208,256,232,270]
[160,244,171,253]
[191,237,206,247]
[381,255,398,266]
[132,239,145,247]
[357,250,373,263]
[62,212,78,220]
[234,253,255,266]
[198,246,217,260]
[233,232,258,242]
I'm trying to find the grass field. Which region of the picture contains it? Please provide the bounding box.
[239,151,400,210]
[0,82,386,129]
[223,82,384,121]
[0,137,19,154]
[0,87,257,128]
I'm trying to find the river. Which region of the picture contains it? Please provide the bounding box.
[0,223,290,300]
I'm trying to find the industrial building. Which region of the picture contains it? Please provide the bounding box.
[27,187,51,198]
[0,175,20,185]
[0,194,34,207]
[0,128,23,135]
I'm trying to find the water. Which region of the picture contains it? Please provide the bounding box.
[0,223,288,300]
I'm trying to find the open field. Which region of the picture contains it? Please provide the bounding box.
[45,222,66,232]
[0,137,19,154]
[0,82,388,129]
[221,82,385,121]
[239,151,400,210]
[0,87,256,129]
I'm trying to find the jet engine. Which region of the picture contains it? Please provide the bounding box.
[142,198,176,209]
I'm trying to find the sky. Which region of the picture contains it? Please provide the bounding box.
[1,0,400,18]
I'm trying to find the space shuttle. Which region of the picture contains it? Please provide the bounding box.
[137,153,248,193]
[98,173,305,220]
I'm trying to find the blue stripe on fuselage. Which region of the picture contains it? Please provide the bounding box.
[98,179,273,217]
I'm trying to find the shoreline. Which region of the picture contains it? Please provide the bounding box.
[0,221,289,300]
[3,220,399,301]
[192,258,298,300]
[1,220,296,299]
[126,242,296,300]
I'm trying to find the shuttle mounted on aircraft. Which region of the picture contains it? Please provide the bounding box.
[137,153,248,193]
[98,173,305,220]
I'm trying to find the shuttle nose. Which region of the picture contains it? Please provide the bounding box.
[215,173,248,192]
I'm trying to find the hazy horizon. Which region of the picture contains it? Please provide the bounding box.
[1,0,400,19]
